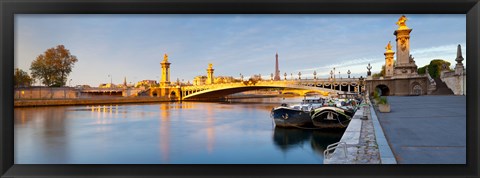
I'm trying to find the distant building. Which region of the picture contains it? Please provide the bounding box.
[99,83,116,88]
[75,85,91,89]
[214,76,237,84]
[193,75,238,86]
[193,76,207,86]
[135,80,158,88]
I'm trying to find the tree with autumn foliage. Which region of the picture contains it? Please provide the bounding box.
[14,68,33,88]
[372,65,386,78]
[30,45,78,87]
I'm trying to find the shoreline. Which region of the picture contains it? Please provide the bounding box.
[14,97,175,107]
[14,94,304,107]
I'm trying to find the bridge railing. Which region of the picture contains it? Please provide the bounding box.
[181,79,359,90]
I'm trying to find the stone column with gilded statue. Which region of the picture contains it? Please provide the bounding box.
[384,41,395,78]
[393,15,418,78]
[206,63,215,85]
[160,53,171,87]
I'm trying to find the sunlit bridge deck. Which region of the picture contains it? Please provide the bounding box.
[180,78,362,100]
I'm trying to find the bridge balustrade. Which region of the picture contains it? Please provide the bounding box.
[179,78,361,100]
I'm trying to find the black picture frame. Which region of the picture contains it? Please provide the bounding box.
[1,0,479,177]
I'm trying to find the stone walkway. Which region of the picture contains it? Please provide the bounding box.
[324,103,382,164]
[376,96,466,164]
[353,115,381,164]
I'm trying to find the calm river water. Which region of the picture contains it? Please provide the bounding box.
[14,97,344,164]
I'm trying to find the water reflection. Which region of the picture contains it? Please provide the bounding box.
[14,107,68,163]
[273,127,344,156]
[15,97,344,164]
[159,104,170,162]
[205,104,215,153]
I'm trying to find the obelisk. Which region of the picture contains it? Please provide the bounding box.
[274,53,281,81]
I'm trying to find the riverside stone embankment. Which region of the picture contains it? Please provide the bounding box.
[14,97,173,107]
[324,98,396,164]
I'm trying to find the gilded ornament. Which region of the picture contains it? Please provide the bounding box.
[386,41,392,51]
[396,15,409,29]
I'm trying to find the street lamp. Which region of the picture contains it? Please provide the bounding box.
[240,73,243,81]
[270,73,274,81]
[330,70,333,79]
[333,67,336,80]
[284,72,287,80]
[359,76,364,95]
[298,72,301,80]
[313,70,317,80]
[290,73,293,80]
[347,70,351,78]
[367,63,372,77]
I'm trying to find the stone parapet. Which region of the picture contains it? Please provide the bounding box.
[14,96,172,107]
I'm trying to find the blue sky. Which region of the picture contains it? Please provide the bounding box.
[15,14,466,87]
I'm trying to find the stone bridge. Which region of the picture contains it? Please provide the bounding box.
[180,78,363,100]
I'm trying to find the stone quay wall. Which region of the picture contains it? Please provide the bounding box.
[324,97,396,164]
[14,87,79,99]
[14,97,172,107]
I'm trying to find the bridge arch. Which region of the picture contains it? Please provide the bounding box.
[375,84,390,96]
[180,80,359,100]
[169,91,178,99]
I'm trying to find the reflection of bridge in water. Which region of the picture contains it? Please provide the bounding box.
[178,78,363,100]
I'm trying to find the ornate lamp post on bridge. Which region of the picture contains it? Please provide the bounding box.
[298,72,301,80]
[329,70,334,90]
[240,73,244,81]
[347,70,351,78]
[284,72,287,80]
[313,70,317,80]
[290,73,293,80]
[359,76,365,95]
[367,63,372,77]
[333,67,336,80]
[270,73,274,81]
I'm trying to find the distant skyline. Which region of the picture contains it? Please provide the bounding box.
[15,14,466,87]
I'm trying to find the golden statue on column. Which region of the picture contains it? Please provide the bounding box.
[396,15,409,29]
[385,41,393,51]
[164,53,168,62]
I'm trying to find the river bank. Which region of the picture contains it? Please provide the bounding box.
[14,93,300,107]
[14,97,174,107]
